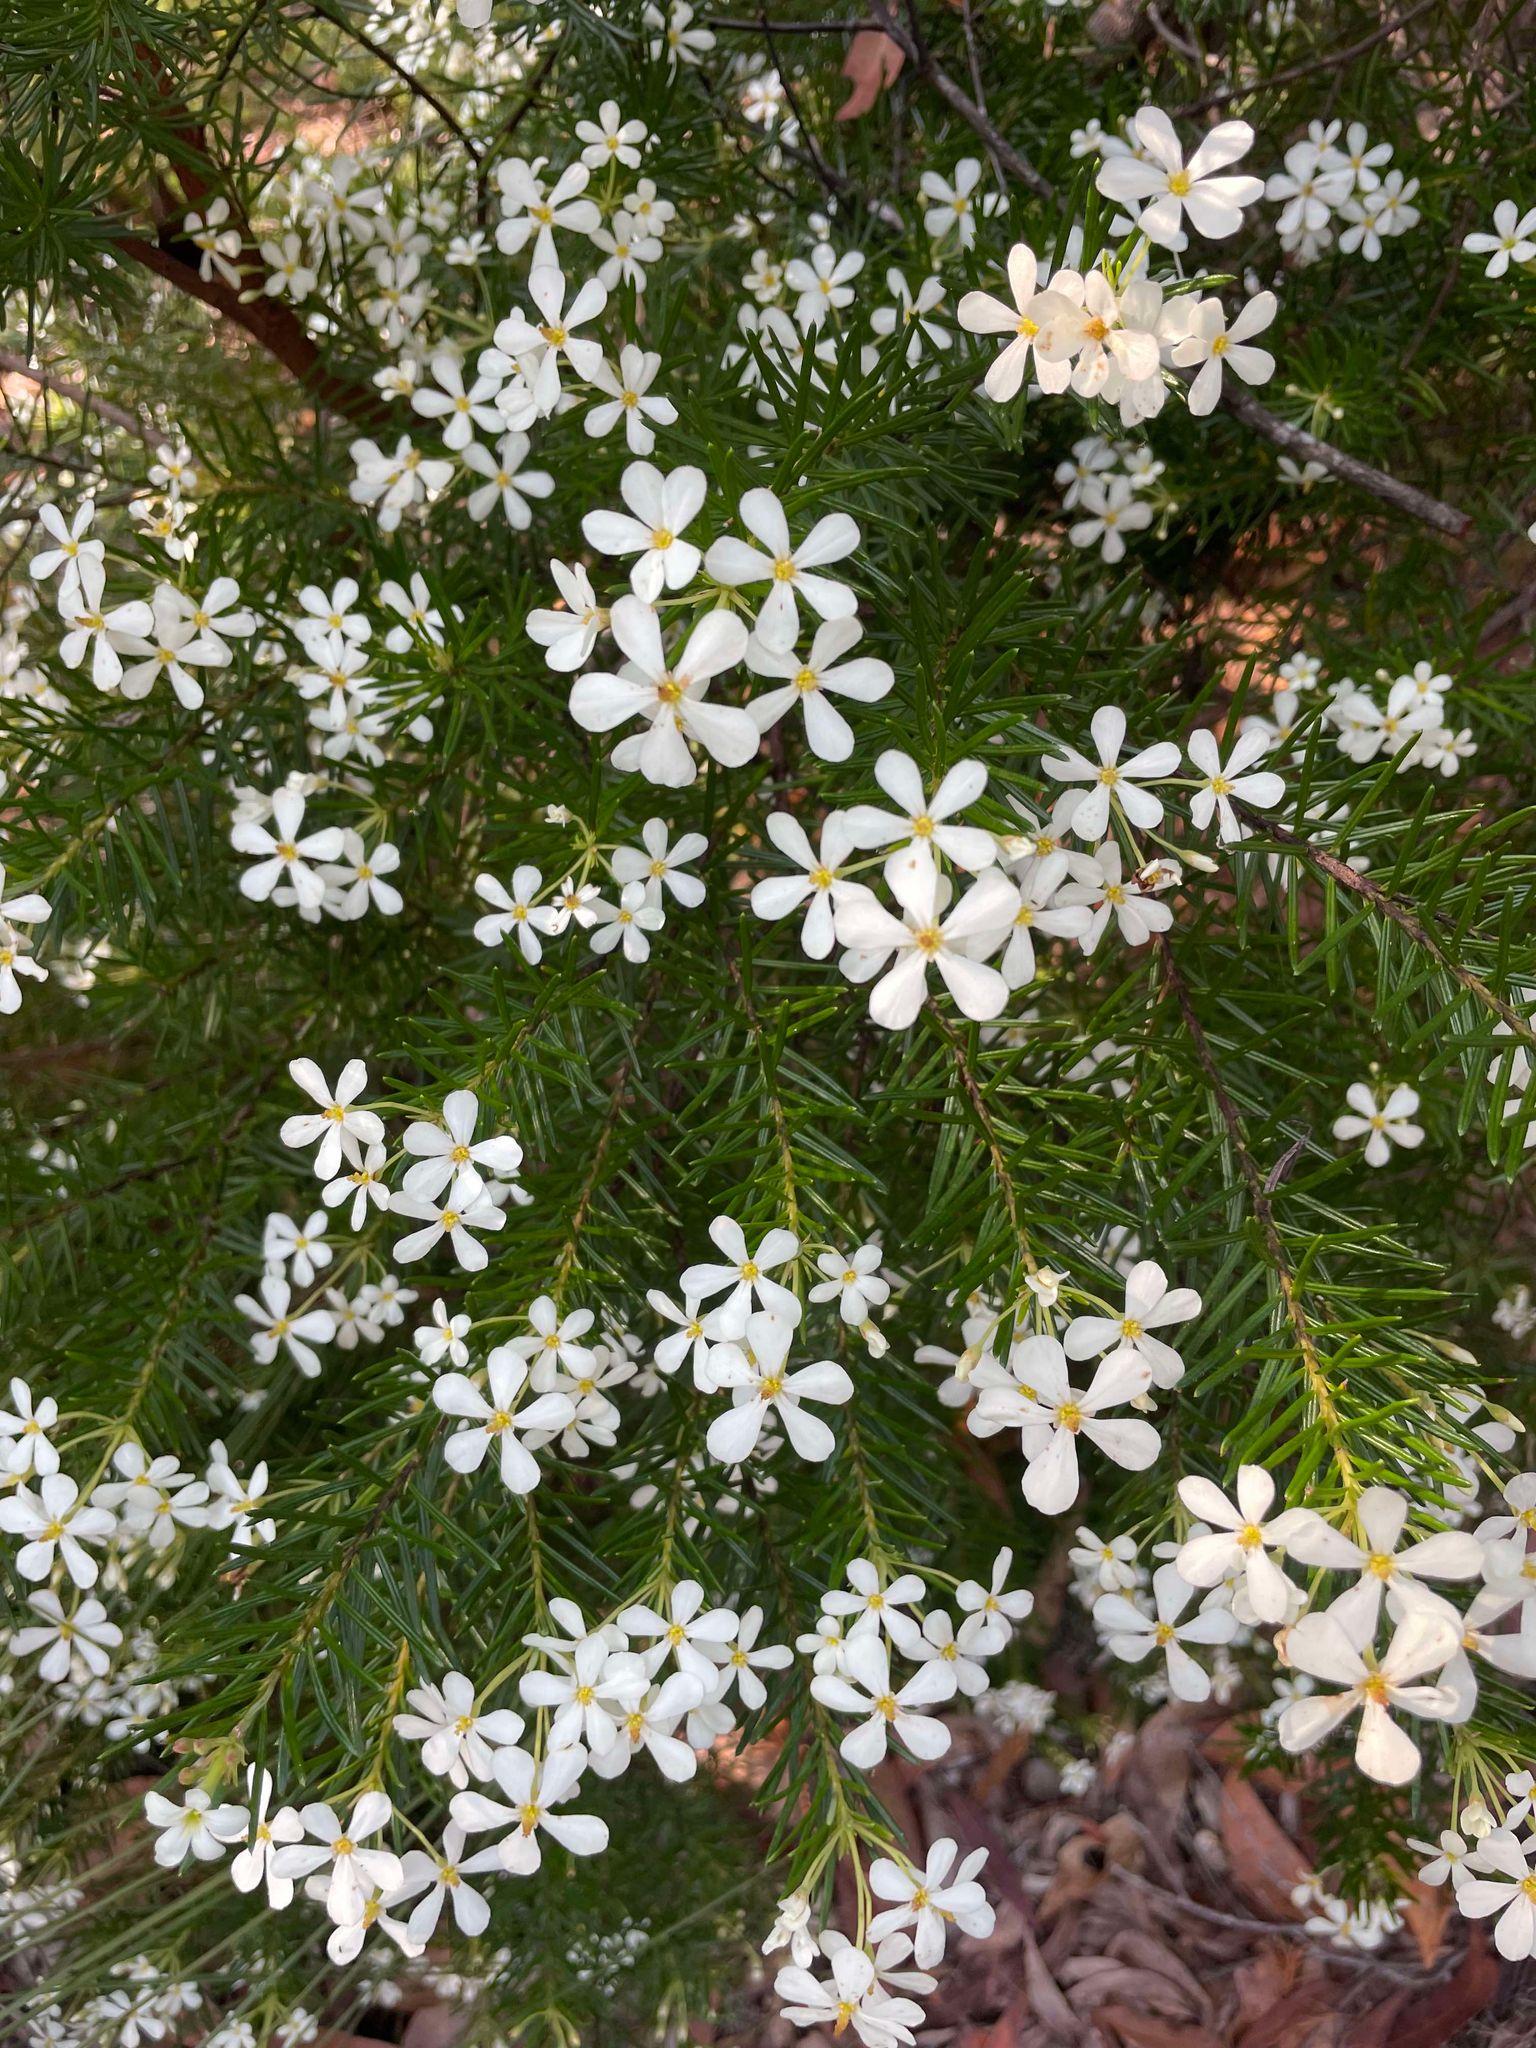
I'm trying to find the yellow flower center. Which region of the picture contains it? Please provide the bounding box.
[772,557,797,582]
[794,667,820,694]
[1168,169,1192,196]
[1057,1401,1083,1432]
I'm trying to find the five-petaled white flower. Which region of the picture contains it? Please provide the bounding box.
[570,594,756,786]
[1043,706,1182,842]
[1332,1082,1424,1166]
[703,488,860,652]
[810,1631,955,1768]
[973,1335,1159,1515]
[835,860,1019,1031]
[451,1745,610,1873]
[1093,1562,1238,1701]
[1095,109,1263,249]
[1277,1604,1460,1785]
[432,1348,575,1489]
[706,1309,853,1464]
[269,1792,404,1925]
[1174,1466,1318,1623]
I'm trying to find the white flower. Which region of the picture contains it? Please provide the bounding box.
[1277,1605,1460,1784]
[1185,726,1286,840]
[1095,109,1263,249]
[1173,291,1278,414]
[451,1744,610,1874]
[489,266,608,414]
[411,350,504,451]
[143,1788,249,1869]
[956,1547,1035,1652]
[1457,1832,1536,1959]
[462,432,555,528]
[1064,1259,1200,1389]
[582,462,707,602]
[703,488,860,651]
[261,231,317,300]
[416,1301,472,1368]
[1332,1081,1424,1166]
[1067,475,1153,563]
[869,1838,993,1966]
[262,1210,331,1288]
[1094,1562,1238,1701]
[870,269,950,365]
[394,1672,527,1788]
[57,562,154,692]
[1174,1467,1316,1622]
[9,1590,122,1681]
[395,1823,503,1944]
[835,860,1019,1030]
[646,0,715,69]
[1285,1485,1485,1634]
[775,1943,925,2048]
[586,1670,705,1782]
[1044,706,1181,841]
[528,559,608,671]
[972,1335,1159,1514]
[474,864,561,964]
[0,1377,60,1478]
[232,790,345,910]
[707,1603,793,1711]
[745,617,894,762]
[618,1577,740,1683]
[402,1090,524,1203]
[822,1556,926,1642]
[680,1214,801,1335]
[959,243,1072,401]
[784,241,865,329]
[431,1348,575,1490]
[379,571,446,651]
[810,1632,954,1768]
[845,750,998,880]
[997,852,1092,988]
[1463,200,1536,278]
[705,1308,853,1463]
[504,1295,597,1388]
[280,1057,384,1178]
[809,1243,889,1324]
[269,1792,404,1926]
[230,1769,298,1907]
[920,158,994,249]
[751,809,860,960]
[390,1181,507,1272]
[570,594,755,786]
[233,1271,336,1377]
[577,100,650,171]
[584,346,678,455]
[589,881,666,961]
[186,197,243,287]
[591,209,664,291]
[520,1635,646,1756]
[347,436,454,530]
[611,817,708,911]
[29,500,104,585]
[494,159,601,266]
[205,1447,274,1547]
[764,1893,819,1968]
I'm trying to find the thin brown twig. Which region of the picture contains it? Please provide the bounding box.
[929,1006,1037,1276]
[307,0,481,156]
[1239,808,1536,1054]
[1153,931,1355,1494]
[1169,0,1440,118]
[864,6,1472,537]
[0,352,156,446]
